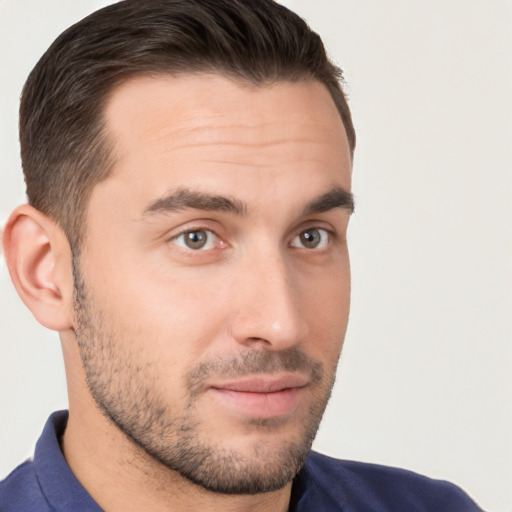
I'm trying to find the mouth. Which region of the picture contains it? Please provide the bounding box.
[209,374,308,419]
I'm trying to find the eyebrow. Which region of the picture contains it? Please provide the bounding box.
[302,187,355,215]
[143,186,354,218]
[144,188,248,216]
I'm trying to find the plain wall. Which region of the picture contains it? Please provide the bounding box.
[1,1,510,511]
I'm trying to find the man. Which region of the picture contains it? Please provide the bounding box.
[0,1,483,510]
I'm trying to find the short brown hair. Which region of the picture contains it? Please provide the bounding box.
[20,0,356,251]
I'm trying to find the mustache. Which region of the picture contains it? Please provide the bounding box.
[185,346,324,398]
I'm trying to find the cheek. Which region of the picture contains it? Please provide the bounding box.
[297,259,350,358]
[81,251,229,376]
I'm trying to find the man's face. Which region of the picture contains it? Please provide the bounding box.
[74,74,352,494]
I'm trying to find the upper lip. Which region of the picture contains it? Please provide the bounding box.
[210,374,309,393]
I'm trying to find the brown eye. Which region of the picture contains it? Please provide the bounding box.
[291,228,329,249]
[172,229,218,250]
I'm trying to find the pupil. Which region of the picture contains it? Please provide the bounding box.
[186,230,207,249]
[301,229,320,248]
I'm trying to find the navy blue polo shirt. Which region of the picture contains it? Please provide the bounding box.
[0,411,483,511]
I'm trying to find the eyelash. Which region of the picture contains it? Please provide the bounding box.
[170,226,334,252]
[290,227,332,250]
[170,228,222,251]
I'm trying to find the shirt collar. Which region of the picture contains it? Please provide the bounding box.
[33,410,102,511]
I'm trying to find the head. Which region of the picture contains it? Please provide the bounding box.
[6,0,356,498]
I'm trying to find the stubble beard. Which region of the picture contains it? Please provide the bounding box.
[72,266,340,495]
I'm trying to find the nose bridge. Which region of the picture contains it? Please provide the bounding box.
[230,247,308,348]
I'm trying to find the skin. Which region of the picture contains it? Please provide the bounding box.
[4,74,353,512]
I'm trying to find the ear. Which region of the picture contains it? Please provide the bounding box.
[2,204,75,331]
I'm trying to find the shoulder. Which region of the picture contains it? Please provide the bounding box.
[0,459,51,512]
[299,451,483,511]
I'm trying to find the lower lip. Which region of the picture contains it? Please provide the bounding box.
[210,387,303,419]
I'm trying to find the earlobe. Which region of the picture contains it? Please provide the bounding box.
[2,204,74,331]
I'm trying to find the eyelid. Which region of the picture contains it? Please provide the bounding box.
[290,226,333,250]
[171,229,217,250]
[167,220,227,252]
[165,217,221,240]
[291,218,338,239]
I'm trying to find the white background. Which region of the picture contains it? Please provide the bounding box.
[0,1,510,511]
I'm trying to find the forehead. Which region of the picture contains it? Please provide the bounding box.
[105,73,348,157]
[94,74,351,216]
[105,73,344,128]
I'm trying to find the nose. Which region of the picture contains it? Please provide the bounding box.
[229,251,309,350]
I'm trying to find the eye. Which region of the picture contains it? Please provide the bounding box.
[171,229,219,250]
[291,228,330,249]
